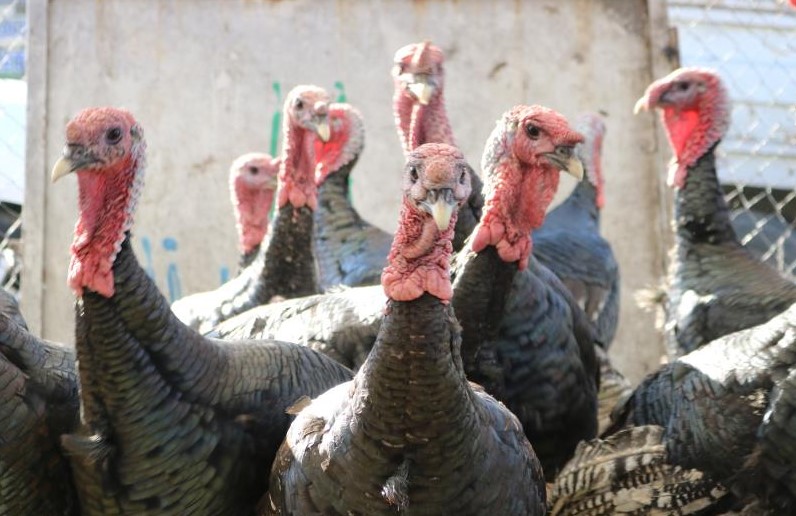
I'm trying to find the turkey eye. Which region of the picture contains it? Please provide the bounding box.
[409,166,419,182]
[294,98,304,110]
[248,166,259,175]
[106,127,123,144]
[678,82,689,91]
[526,124,541,140]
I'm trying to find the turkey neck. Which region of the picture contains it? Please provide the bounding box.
[253,204,319,304]
[451,246,518,388]
[353,294,479,451]
[75,235,217,434]
[674,142,737,247]
[313,157,362,279]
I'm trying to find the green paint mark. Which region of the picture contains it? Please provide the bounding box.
[269,82,282,157]
[334,81,347,103]
[269,82,283,220]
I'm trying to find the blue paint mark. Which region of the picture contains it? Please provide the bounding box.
[219,266,230,284]
[140,237,156,280]
[162,237,182,302]
[162,237,178,251]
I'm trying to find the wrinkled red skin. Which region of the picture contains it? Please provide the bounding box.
[382,143,470,303]
[277,126,319,211]
[233,177,276,254]
[472,105,584,270]
[382,198,456,303]
[313,104,363,186]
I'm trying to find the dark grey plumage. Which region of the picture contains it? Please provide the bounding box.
[0,311,79,515]
[63,237,352,515]
[609,302,796,512]
[534,113,620,347]
[261,295,545,516]
[452,247,599,480]
[314,104,393,291]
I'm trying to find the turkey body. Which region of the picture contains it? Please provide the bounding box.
[452,248,599,479]
[65,237,352,515]
[262,296,545,516]
[534,180,619,347]
[0,313,79,516]
[611,302,796,512]
[665,148,796,355]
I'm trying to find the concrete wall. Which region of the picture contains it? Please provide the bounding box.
[24,0,676,383]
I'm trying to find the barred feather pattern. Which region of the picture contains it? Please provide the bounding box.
[549,425,728,515]
[612,303,796,512]
[64,237,352,515]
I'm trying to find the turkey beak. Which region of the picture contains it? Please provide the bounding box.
[51,144,96,182]
[314,118,331,143]
[545,146,584,180]
[408,75,434,105]
[426,188,456,231]
[633,94,651,114]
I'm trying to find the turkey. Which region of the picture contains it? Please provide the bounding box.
[313,102,393,290]
[0,309,79,515]
[392,40,484,251]
[533,113,620,347]
[260,143,546,516]
[635,67,796,357]
[229,152,280,271]
[172,85,331,333]
[548,425,729,515]
[50,106,352,515]
[606,301,796,513]
[450,104,599,479]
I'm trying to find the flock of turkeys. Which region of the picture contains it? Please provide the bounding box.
[2,40,796,515]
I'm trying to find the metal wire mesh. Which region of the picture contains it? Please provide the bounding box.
[0,0,26,296]
[667,0,796,278]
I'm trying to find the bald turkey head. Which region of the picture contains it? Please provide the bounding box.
[277,85,331,210]
[634,67,730,189]
[230,152,280,255]
[382,143,472,303]
[51,107,145,298]
[474,105,584,269]
[313,103,365,185]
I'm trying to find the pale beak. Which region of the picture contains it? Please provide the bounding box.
[408,77,434,106]
[633,95,649,115]
[51,156,74,183]
[427,188,456,231]
[545,146,584,181]
[315,119,331,143]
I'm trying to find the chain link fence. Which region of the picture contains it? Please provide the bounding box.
[668,0,796,278]
[0,0,25,296]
